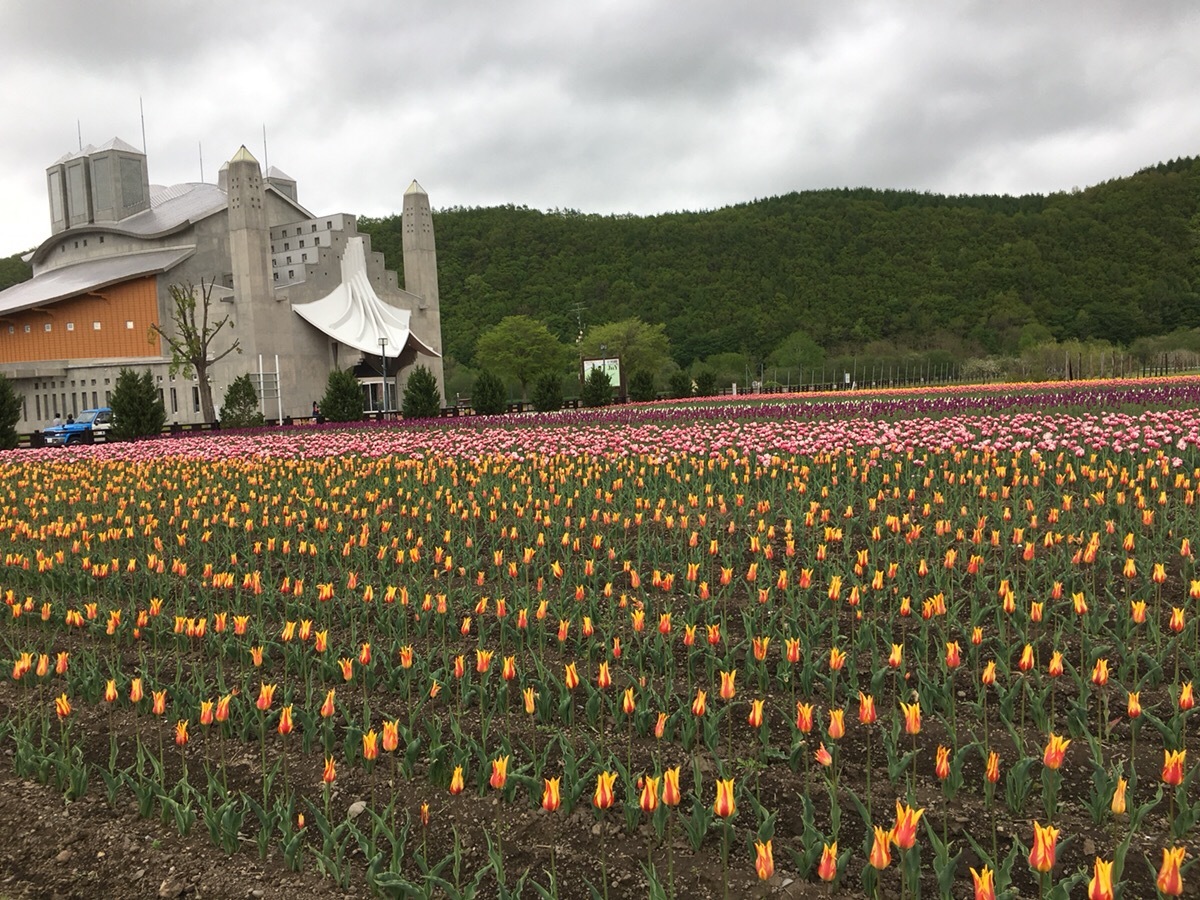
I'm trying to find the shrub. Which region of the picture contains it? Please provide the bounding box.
[109,368,166,440]
[219,375,265,428]
[402,365,442,419]
[0,374,19,450]
[694,369,718,397]
[531,373,563,412]
[628,369,656,402]
[472,370,508,415]
[582,367,613,408]
[668,370,693,399]
[321,368,364,422]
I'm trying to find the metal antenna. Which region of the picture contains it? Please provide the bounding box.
[262,123,269,174]
[77,120,82,151]
[199,141,204,182]
[139,98,147,153]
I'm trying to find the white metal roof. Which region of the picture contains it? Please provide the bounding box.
[291,237,439,359]
[0,247,193,317]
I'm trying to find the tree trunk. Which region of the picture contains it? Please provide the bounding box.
[197,363,216,423]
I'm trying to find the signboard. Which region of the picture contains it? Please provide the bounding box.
[582,357,621,387]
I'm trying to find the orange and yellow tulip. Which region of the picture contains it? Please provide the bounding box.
[1157,846,1186,896]
[712,778,736,818]
[593,771,617,810]
[1028,821,1059,873]
[754,839,774,880]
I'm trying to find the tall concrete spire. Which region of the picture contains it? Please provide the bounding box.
[226,145,271,357]
[402,179,445,399]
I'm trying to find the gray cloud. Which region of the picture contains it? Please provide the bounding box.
[1,1,1197,252]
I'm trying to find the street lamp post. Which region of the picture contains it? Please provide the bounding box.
[379,337,389,412]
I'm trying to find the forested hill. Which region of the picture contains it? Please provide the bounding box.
[1,157,1197,369]
[359,156,1200,368]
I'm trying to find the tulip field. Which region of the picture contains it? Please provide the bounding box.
[3,376,1200,898]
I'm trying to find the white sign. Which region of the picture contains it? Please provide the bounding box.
[583,357,621,385]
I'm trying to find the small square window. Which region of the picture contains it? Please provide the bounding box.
[284,242,290,250]
[302,253,308,261]
[66,322,75,331]
[286,256,292,264]
[99,235,104,243]
[326,220,331,228]
[125,321,134,330]
[44,323,52,332]
[82,239,87,246]
[288,270,294,278]
[273,273,279,281]
[73,241,78,248]
[93,321,101,330]
[24,324,30,333]
[299,239,305,248]
[314,237,320,245]
[311,224,317,232]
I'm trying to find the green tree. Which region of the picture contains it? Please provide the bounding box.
[577,318,673,382]
[0,254,32,293]
[668,370,693,399]
[0,374,20,449]
[472,369,508,415]
[628,369,657,402]
[698,352,750,390]
[531,373,563,412]
[474,315,570,399]
[402,365,442,419]
[219,374,265,428]
[109,369,166,440]
[581,367,613,408]
[694,369,718,397]
[321,368,364,422]
[767,329,825,373]
[148,279,241,423]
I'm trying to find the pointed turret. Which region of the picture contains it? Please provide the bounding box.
[401,180,444,401]
[226,146,271,357]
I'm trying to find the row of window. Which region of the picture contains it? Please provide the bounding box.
[34,378,107,390]
[26,384,202,422]
[32,391,107,422]
[60,235,107,253]
[273,236,320,252]
[7,321,133,334]
[273,220,332,240]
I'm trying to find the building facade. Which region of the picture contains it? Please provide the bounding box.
[0,139,444,428]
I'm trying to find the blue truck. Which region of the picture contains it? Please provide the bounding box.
[43,408,114,446]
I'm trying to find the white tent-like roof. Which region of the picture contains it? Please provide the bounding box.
[291,236,439,359]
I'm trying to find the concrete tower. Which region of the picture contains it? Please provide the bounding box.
[401,180,445,399]
[225,146,273,357]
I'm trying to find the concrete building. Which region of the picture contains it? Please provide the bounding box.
[0,139,444,428]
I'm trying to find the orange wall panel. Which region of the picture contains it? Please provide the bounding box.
[0,276,162,363]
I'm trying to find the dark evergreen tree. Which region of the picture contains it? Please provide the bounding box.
[581,367,613,408]
[694,369,718,397]
[472,369,508,415]
[219,374,265,428]
[0,374,20,450]
[109,369,166,440]
[628,369,657,402]
[321,368,364,422]
[402,365,442,419]
[531,373,563,412]
[668,370,693,399]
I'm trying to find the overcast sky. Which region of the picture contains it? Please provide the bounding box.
[2,1,1197,255]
